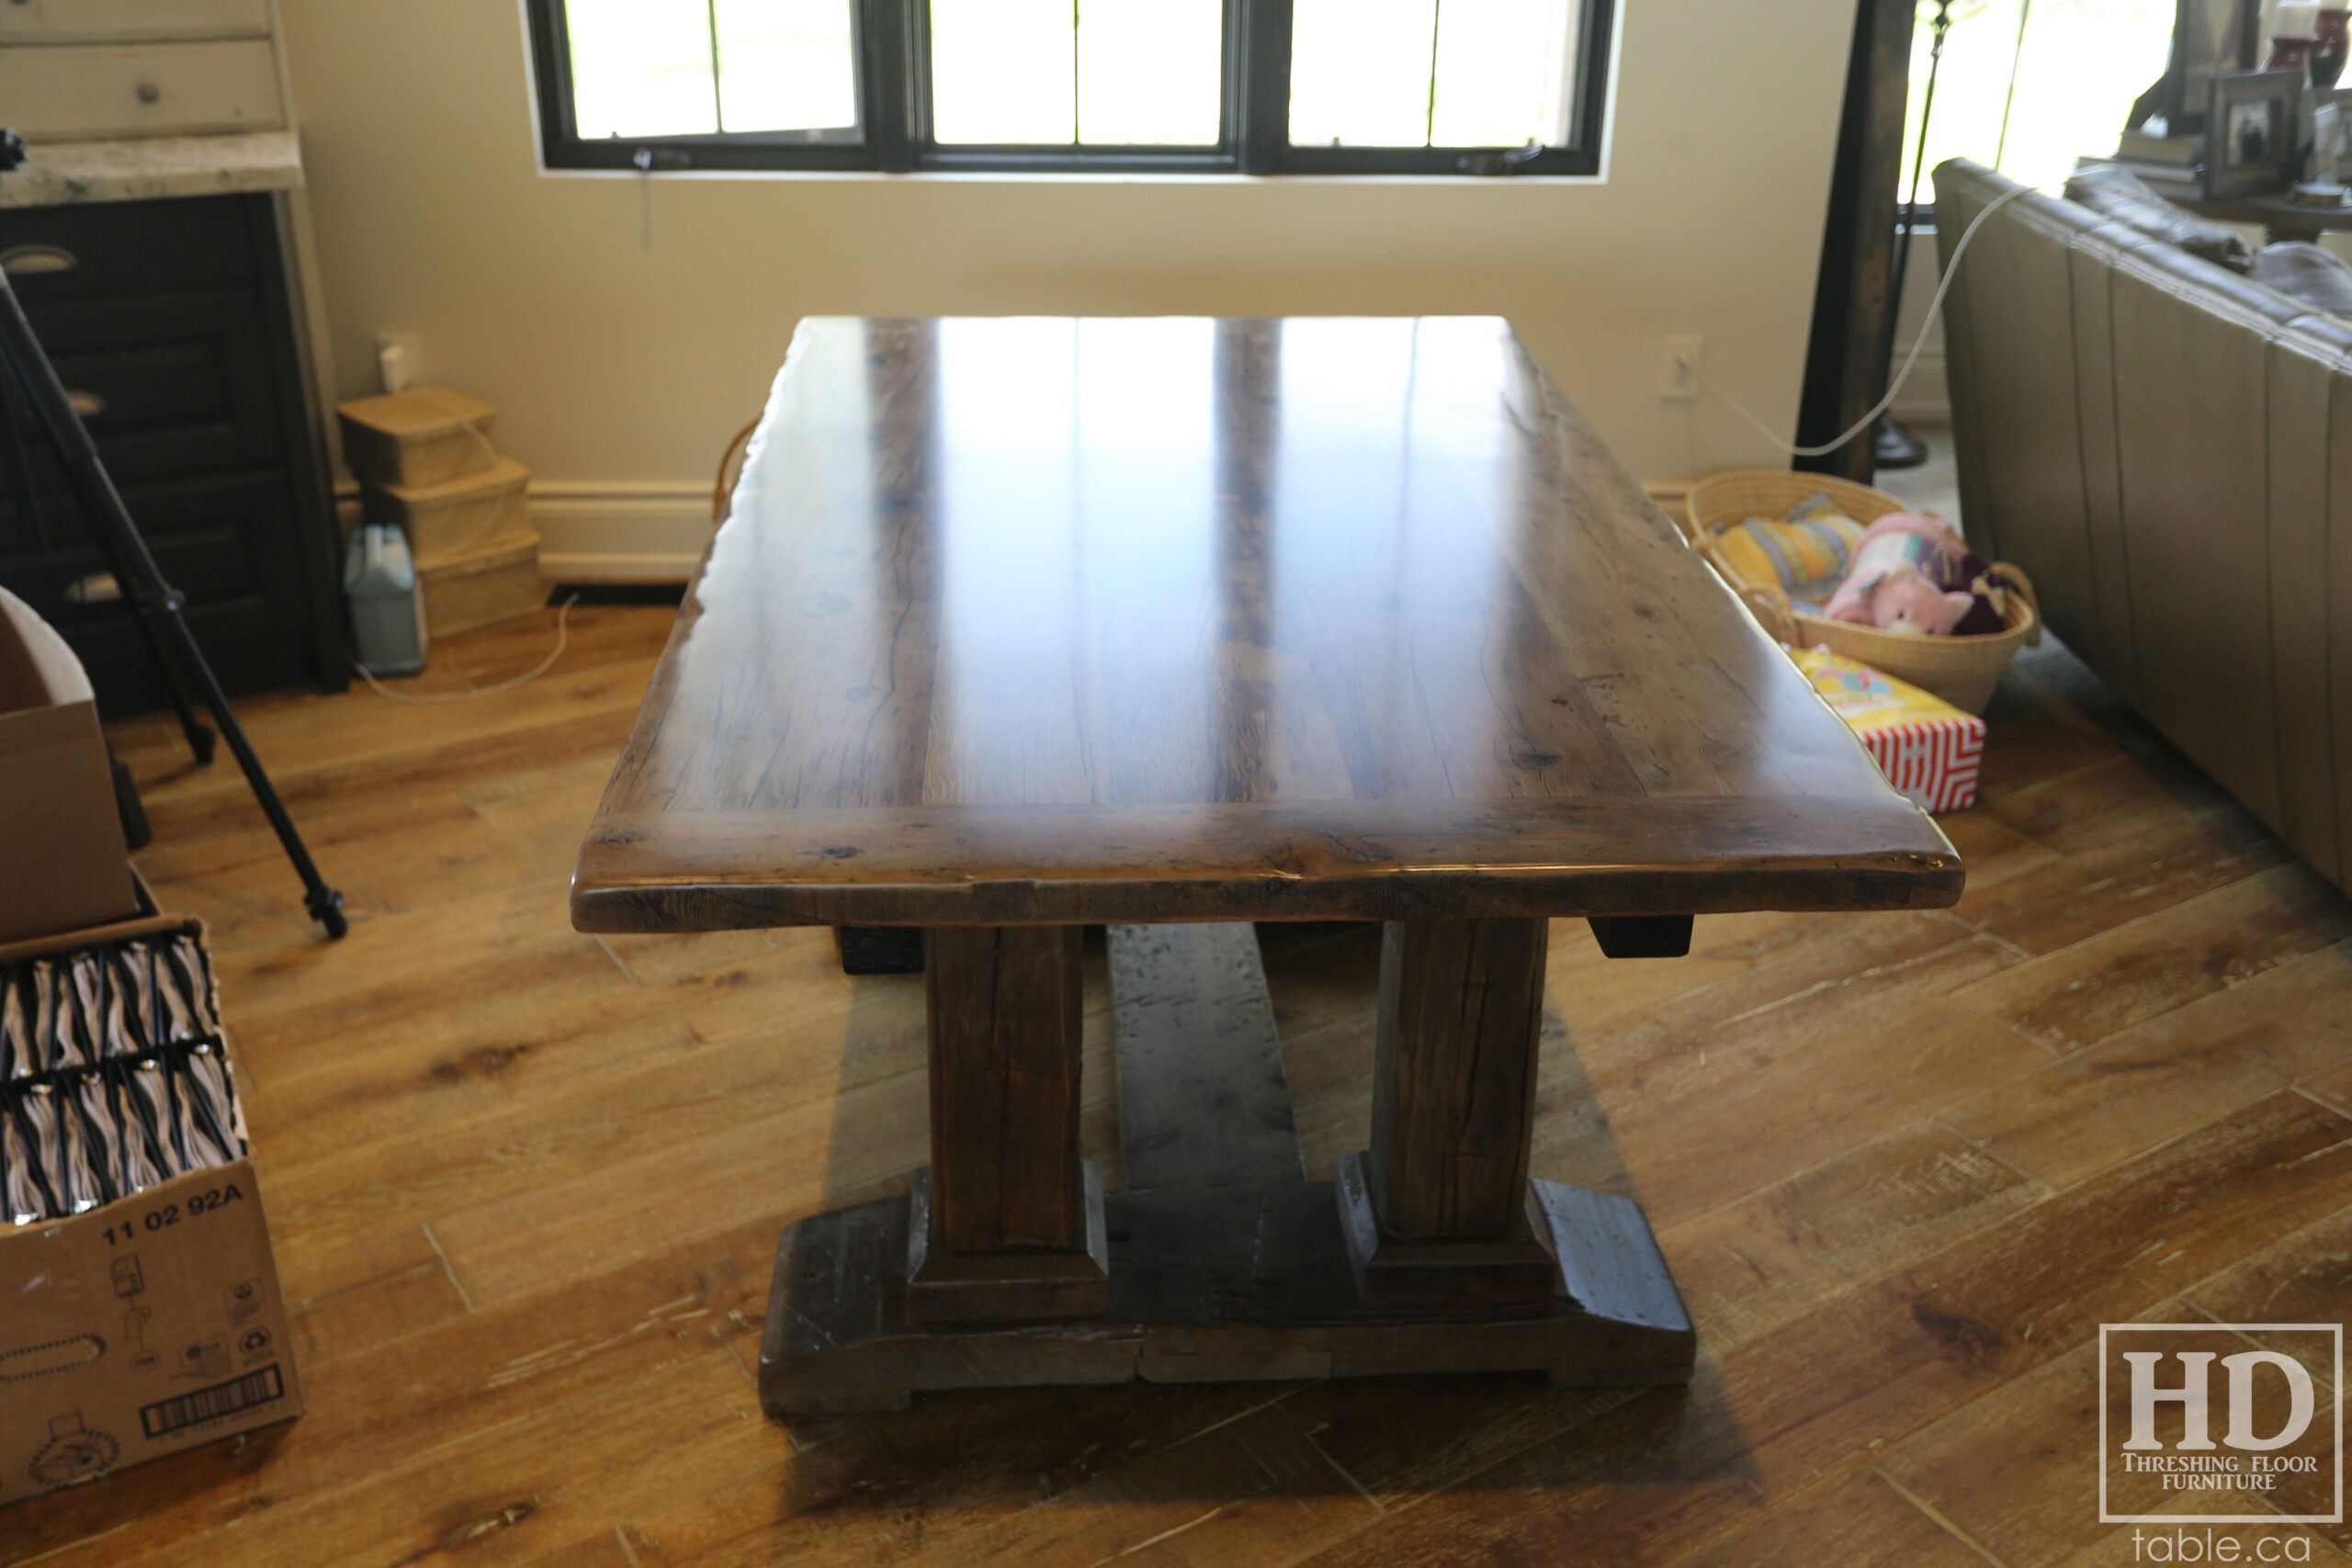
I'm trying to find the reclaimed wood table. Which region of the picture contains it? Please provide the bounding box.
[571,316,1963,1415]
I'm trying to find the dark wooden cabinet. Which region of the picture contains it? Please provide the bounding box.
[0,192,345,716]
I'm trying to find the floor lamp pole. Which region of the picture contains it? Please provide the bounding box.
[1877,0,1958,471]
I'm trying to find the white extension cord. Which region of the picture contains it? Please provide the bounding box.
[356,592,580,705]
[1695,179,2046,458]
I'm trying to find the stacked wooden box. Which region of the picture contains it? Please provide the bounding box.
[336,387,545,637]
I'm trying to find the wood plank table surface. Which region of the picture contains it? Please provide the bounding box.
[572,316,1962,1415]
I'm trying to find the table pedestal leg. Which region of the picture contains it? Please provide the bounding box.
[758,921,1693,1414]
[1338,918,1565,1307]
[905,924,1109,1324]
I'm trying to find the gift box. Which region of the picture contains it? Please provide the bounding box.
[1790,646,1984,813]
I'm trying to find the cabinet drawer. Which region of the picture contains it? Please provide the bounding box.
[0,39,283,141]
[0,195,259,303]
[1,470,308,637]
[24,288,283,489]
[0,0,270,43]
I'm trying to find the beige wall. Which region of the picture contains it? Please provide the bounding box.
[278,0,1854,521]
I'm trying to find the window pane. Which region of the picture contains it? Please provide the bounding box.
[1289,0,1441,148]
[1898,0,2174,194]
[932,0,1077,144]
[566,0,718,139]
[713,0,858,134]
[1430,0,1579,147]
[1292,0,1579,148]
[1078,0,1223,144]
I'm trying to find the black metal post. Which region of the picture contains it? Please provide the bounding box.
[1876,0,1958,471]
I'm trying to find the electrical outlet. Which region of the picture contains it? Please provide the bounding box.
[1659,335,1702,401]
[375,332,422,394]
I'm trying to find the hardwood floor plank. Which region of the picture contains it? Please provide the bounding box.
[1979,747,2250,855]
[1933,805,2063,894]
[1284,1364,1764,1568]
[1543,908,1962,1046]
[1875,1314,2174,1568]
[514,1532,640,1568]
[1700,1092,2352,1497]
[1970,695,2137,807]
[1939,942,2352,1190]
[1533,937,2043,1229]
[18,1349,758,1568]
[2183,1202,2352,1393]
[2304,1060,2352,1113]
[680,1384,1301,1568]
[0,1216,778,1566]
[1944,809,2290,957]
[288,1231,471,1371]
[1660,1468,1990,1568]
[1657,1122,2052,1355]
[1952,862,2352,1054]
[886,1405,1378,1568]
[1260,922,1385,1050]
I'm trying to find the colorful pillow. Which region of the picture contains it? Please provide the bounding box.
[1709,491,1864,600]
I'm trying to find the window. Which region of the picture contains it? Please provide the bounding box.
[525,0,1614,175]
[1897,0,2176,199]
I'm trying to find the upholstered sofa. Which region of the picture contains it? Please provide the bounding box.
[1933,156,2351,892]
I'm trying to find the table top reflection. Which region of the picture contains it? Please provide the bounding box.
[572,316,1959,931]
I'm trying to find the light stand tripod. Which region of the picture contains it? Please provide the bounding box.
[0,130,345,939]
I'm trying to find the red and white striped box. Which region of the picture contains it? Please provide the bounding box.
[1790,647,1984,813]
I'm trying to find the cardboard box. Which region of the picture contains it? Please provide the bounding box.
[0,910,301,1506]
[337,386,498,489]
[0,586,142,947]
[0,1156,299,1505]
[362,456,531,562]
[419,529,546,637]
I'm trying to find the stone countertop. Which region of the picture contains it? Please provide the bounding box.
[1,130,302,209]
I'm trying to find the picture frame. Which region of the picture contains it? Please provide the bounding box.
[2204,70,2303,198]
[2161,0,2260,134]
[2327,87,2352,183]
[2316,101,2346,186]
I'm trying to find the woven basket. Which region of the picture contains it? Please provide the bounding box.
[1682,469,2041,715]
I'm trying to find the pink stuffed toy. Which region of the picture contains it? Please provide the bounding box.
[1823,513,1977,635]
[1850,560,1976,636]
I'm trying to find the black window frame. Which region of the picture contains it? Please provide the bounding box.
[524,0,1615,178]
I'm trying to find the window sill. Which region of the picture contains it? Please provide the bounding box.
[535,164,1611,187]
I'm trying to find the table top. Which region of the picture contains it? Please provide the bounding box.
[571,316,1960,931]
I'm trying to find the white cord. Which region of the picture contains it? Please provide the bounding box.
[1694,179,2048,458]
[398,387,513,559]
[356,592,579,705]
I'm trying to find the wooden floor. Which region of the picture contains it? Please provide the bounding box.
[3,592,2348,1567]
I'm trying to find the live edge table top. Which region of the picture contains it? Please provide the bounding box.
[571,316,1961,932]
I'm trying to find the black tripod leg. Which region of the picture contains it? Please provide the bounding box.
[123,594,217,765]
[0,265,345,938]
[153,608,345,938]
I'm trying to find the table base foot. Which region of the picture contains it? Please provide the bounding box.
[905,1163,1112,1324]
[1334,1151,1566,1308]
[758,1179,1694,1417]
